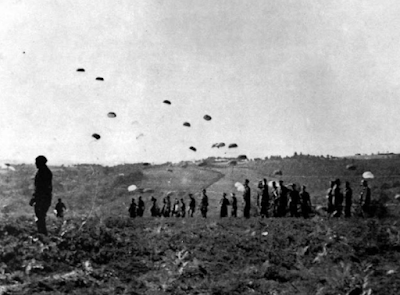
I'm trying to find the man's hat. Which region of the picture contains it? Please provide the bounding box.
[35,155,47,165]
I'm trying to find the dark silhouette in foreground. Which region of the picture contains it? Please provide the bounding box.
[30,155,52,236]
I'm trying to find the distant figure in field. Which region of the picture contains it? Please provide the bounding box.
[150,197,160,217]
[129,198,137,218]
[257,179,269,218]
[137,196,145,217]
[344,181,352,218]
[162,195,171,217]
[277,180,288,217]
[327,180,335,214]
[180,198,186,218]
[243,179,251,218]
[172,198,180,217]
[300,185,311,218]
[188,194,196,217]
[289,184,300,217]
[200,189,209,218]
[55,198,66,218]
[29,155,52,236]
[271,181,279,217]
[360,180,371,217]
[332,179,343,217]
[220,193,230,218]
[231,193,237,217]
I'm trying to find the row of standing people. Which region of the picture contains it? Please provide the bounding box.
[326,179,371,218]
[129,192,204,218]
[128,178,372,219]
[229,179,313,218]
[128,178,313,219]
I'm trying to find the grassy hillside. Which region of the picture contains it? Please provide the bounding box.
[1,156,400,218]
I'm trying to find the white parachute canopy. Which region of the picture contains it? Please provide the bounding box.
[394,194,400,201]
[128,185,137,192]
[235,182,245,192]
[268,180,277,188]
[362,171,374,179]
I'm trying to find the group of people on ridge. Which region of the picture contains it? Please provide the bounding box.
[127,178,372,219]
[29,155,373,237]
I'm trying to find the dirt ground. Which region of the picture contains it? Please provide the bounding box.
[0,215,399,295]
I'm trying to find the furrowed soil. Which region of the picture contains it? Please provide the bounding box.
[0,216,400,294]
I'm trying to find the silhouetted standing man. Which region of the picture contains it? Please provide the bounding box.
[289,184,300,217]
[30,155,52,236]
[137,196,145,217]
[327,180,335,214]
[344,181,352,218]
[231,193,237,217]
[201,189,209,218]
[271,181,279,217]
[188,194,196,217]
[55,198,66,218]
[300,185,311,219]
[243,179,251,218]
[277,180,288,217]
[360,180,371,217]
[333,179,343,217]
[129,198,137,218]
[180,198,186,218]
[150,197,160,217]
[220,193,230,218]
[257,179,269,218]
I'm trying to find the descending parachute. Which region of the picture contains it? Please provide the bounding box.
[362,171,374,179]
[237,155,247,160]
[395,194,400,201]
[183,122,191,127]
[217,143,225,148]
[96,77,104,81]
[203,115,212,121]
[189,146,197,152]
[107,112,116,118]
[163,100,171,105]
[228,143,238,148]
[128,185,137,192]
[76,68,85,72]
[273,169,283,176]
[346,164,356,170]
[92,133,101,140]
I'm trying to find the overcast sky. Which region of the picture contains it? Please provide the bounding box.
[1,0,400,165]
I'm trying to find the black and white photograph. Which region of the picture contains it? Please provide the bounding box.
[1,1,400,294]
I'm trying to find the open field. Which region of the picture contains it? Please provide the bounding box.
[1,156,400,294]
[0,216,399,294]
